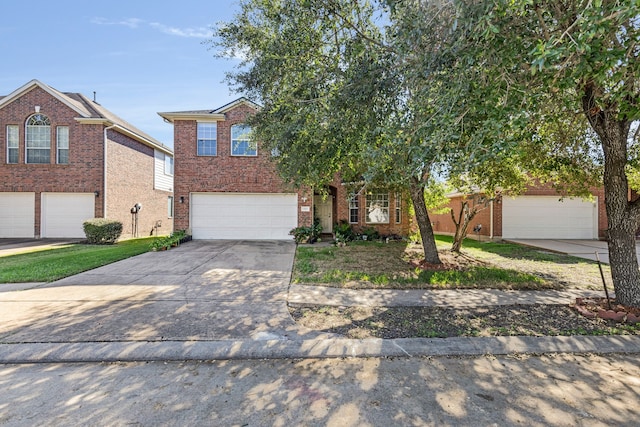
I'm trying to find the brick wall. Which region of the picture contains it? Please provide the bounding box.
[332,178,412,237]
[0,87,104,236]
[431,184,608,240]
[429,195,494,240]
[106,130,173,239]
[173,103,311,231]
[0,85,172,239]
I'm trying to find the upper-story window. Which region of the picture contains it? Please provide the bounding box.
[231,124,256,156]
[6,125,18,164]
[165,155,174,175]
[197,122,217,156]
[25,113,51,164]
[56,126,69,164]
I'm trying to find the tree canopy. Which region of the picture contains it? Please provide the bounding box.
[214,0,640,305]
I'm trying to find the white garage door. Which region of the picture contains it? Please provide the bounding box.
[0,192,35,238]
[502,196,597,239]
[191,193,298,240]
[41,193,95,238]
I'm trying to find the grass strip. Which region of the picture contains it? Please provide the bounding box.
[0,238,154,283]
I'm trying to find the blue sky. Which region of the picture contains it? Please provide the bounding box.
[1,1,244,147]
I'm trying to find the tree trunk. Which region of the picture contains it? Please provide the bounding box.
[583,86,640,307]
[409,176,442,264]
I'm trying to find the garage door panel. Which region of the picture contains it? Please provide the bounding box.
[191,193,298,240]
[503,196,597,239]
[42,193,95,238]
[0,193,35,238]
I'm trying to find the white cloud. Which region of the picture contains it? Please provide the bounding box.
[149,22,211,38]
[91,17,211,38]
[91,17,144,28]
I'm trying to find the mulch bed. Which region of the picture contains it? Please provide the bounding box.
[290,303,640,339]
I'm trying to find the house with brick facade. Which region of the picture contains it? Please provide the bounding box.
[159,98,412,240]
[0,80,174,239]
[430,185,607,241]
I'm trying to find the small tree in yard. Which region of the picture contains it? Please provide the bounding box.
[450,194,494,253]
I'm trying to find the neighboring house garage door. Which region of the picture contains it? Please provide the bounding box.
[0,192,35,238]
[41,193,95,238]
[191,193,298,240]
[502,196,597,239]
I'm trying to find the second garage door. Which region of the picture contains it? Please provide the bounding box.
[41,193,95,238]
[191,193,298,240]
[502,196,597,239]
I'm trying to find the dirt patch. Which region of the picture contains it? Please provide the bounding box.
[290,304,640,339]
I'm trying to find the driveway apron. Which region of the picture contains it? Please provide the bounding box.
[0,240,319,344]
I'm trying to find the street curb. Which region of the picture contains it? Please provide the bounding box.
[1,335,639,363]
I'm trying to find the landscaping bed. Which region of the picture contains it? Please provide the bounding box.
[290,237,640,338]
[290,304,640,339]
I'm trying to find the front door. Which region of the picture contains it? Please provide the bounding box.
[315,196,333,233]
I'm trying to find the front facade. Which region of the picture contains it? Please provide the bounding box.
[0,80,174,239]
[430,185,607,241]
[160,98,412,240]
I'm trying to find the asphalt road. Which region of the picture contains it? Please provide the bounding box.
[1,353,638,426]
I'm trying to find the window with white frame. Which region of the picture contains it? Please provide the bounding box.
[365,193,389,224]
[56,126,69,164]
[349,195,359,224]
[6,125,18,164]
[165,155,174,175]
[168,196,174,218]
[25,113,51,164]
[197,122,217,156]
[231,124,256,156]
[395,193,402,224]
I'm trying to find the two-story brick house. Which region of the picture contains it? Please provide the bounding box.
[159,98,412,240]
[0,80,174,239]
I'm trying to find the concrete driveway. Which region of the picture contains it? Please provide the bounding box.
[0,240,324,344]
[505,239,640,264]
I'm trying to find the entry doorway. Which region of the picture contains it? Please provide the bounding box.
[314,195,333,233]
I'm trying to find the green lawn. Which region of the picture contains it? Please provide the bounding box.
[292,235,606,290]
[0,238,155,283]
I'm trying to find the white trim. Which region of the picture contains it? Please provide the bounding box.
[157,112,225,123]
[0,80,91,117]
[230,123,257,157]
[56,126,69,164]
[365,192,390,224]
[6,125,18,164]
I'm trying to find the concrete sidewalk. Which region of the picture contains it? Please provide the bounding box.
[1,239,639,363]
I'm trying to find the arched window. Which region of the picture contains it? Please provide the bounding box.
[25,113,51,164]
[231,124,256,156]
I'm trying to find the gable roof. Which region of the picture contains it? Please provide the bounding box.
[0,80,173,155]
[158,96,260,123]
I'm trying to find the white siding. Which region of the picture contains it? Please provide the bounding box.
[0,193,35,238]
[154,150,173,192]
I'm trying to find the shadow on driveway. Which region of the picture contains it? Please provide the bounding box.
[0,240,330,345]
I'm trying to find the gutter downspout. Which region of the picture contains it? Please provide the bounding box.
[103,124,116,218]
